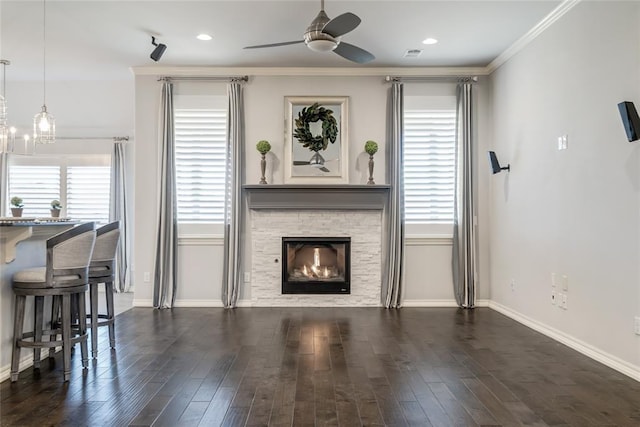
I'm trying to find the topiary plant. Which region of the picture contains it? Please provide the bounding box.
[256,140,271,155]
[51,199,62,210]
[364,140,378,156]
[10,196,23,208]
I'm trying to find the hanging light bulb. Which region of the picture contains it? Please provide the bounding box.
[33,0,55,144]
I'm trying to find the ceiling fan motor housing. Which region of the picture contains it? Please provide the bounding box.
[304,10,339,51]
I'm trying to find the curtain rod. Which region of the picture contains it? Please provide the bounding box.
[158,76,249,82]
[384,75,478,83]
[57,136,130,142]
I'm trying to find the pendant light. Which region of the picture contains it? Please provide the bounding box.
[0,60,16,153]
[33,0,55,144]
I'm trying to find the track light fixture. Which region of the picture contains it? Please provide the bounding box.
[150,36,167,62]
[488,151,510,174]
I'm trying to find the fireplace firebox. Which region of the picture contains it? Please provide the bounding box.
[282,237,351,294]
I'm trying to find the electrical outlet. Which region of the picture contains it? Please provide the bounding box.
[551,290,557,305]
[557,134,568,150]
[634,317,640,335]
[560,293,568,310]
[143,272,150,283]
[244,272,251,283]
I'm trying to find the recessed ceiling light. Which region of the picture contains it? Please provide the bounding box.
[197,34,213,41]
[422,38,438,45]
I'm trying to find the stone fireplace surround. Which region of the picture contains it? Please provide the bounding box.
[244,185,389,307]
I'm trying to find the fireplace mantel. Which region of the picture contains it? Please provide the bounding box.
[243,184,390,210]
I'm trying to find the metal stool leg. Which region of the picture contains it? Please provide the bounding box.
[33,296,44,370]
[89,283,99,358]
[61,294,72,382]
[77,290,89,368]
[10,295,26,382]
[105,281,116,349]
[49,295,60,358]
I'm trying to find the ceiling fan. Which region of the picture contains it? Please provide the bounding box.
[293,152,336,173]
[244,0,375,64]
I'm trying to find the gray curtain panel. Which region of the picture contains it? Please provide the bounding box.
[452,82,476,308]
[383,82,405,309]
[222,82,244,308]
[110,141,131,292]
[153,80,177,308]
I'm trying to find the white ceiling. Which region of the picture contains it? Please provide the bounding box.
[1,0,561,81]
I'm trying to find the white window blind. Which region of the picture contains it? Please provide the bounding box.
[7,156,110,222]
[67,166,111,223]
[7,166,60,217]
[404,109,456,223]
[175,108,227,223]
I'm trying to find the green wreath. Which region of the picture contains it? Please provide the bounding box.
[293,103,338,152]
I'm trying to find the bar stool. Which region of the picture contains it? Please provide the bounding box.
[87,221,120,358]
[10,222,96,382]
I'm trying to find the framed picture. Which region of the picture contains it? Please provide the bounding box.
[284,96,349,184]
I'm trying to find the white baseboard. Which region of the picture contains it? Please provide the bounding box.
[132,299,224,308]
[402,299,489,307]
[0,350,56,383]
[132,299,153,307]
[489,301,640,382]
[134,298,492,309]
[173,299,224,308]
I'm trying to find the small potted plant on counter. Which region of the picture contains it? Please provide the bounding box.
[50,199,62,218]
[10,196,24,217]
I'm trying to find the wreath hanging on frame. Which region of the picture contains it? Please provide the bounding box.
[293,102,338,152]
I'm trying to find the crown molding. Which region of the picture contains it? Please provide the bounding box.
[486,0,581,74]
[130,66,489,78]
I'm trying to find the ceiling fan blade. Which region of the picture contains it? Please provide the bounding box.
[244,40,304,49]
[319,167,331,173]
[322,12,361,38]
[333,42,375,64]
[293,161,311,165]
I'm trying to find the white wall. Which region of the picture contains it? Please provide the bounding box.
[133,73,492,306]
[489,1,640,373]
[5,80,133,139]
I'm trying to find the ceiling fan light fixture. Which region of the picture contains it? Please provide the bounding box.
[306,39,337,52]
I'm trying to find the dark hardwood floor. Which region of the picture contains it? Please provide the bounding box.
[1,307,639,426]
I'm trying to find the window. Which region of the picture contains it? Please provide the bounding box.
[8,165,61,217]
[403,107,456,224]
[67,166,111,223]
[174,96,227,224]
[7,155,111,223]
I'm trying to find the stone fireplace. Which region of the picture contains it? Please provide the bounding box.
[245,185,389,307]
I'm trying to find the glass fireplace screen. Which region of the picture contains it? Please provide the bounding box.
[282,237,351,294]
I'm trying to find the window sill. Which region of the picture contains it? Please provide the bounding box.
[177,234,224,246]
[405,234,453,246]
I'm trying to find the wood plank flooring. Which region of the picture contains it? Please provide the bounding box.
[1,307,639,426]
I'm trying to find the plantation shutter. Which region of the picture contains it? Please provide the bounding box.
[174,108,227,223]
[67,166,111,223]
[7,166,60,217]
[403,109,456,223]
